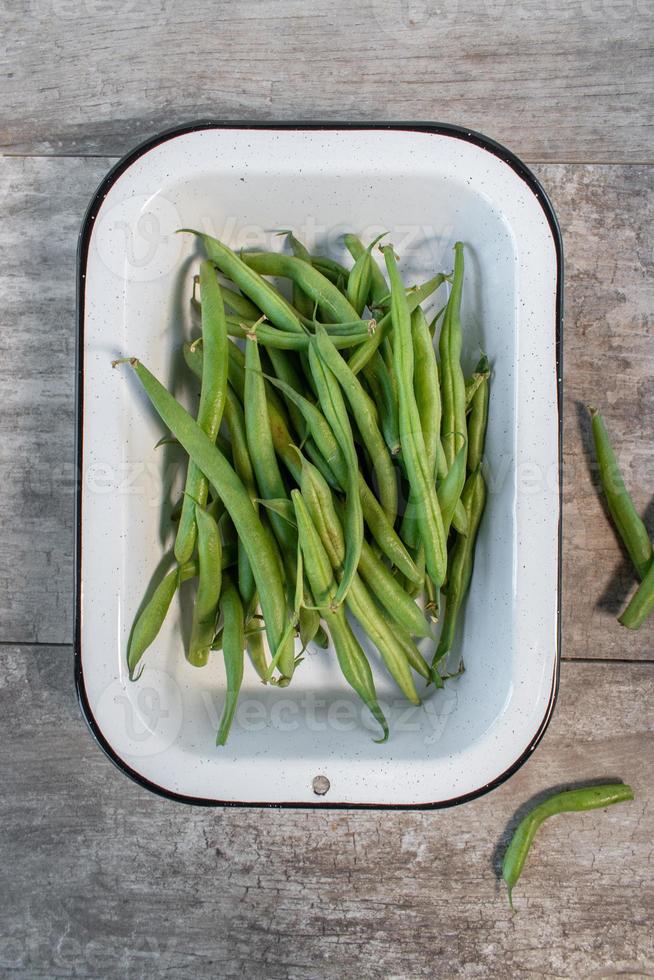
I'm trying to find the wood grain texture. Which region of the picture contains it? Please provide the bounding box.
[533,164,654,661]
[0,647,651,979]
[1,156,653,652]
[0,156,111,643]
[1,0,654,162]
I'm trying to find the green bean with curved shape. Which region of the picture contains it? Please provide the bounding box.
[113,357,295,679]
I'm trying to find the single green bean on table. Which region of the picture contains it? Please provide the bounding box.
[590,407,653,580]
[502,783,634,908]
[619,559,654,630]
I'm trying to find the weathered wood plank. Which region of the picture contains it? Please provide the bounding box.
[1,0,653,161]
[533,164,654,662]
[1,158,653,652]
[0,647,651,979]
[0,157,112,643]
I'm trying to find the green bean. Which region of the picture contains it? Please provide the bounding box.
[182,230,305,333]
[412,306,443,478]
[298,452,420,703]
[343,233,389,307]
[307,343,363,605]
[465,358,491,412]
[358,539,431,638]
[400,305,447,545]
[377,608,432,681]
[225,316,371,350]
[182,339,203,380]
[297,318,377,337]
[467,355,490,473]
[193,274,264,324]
[258,494,430,639]
[216,574,245,745]
[348,273,449,377]
[223,387,257,608]
[174,260,229,564]
[451,499,468,536]
[264,357,418,581]
[113,357,295,679]
[195,320,421,582]
[188,503,223,667]
[619,559,654,629]
[404,545,425,599]
[361,483,420,580]
[428,302,447,340]
[244,339,295,556]
[226,341,294,437]
[216,282,262,322]
[265,348,310,439]
[383,245,447,587]
[244,341,322,647]
[127,565,180,679]
[280,231,315,318]
[241,252,360,323]
[346,233,387,315]
[590,407,653,580]
[299,605,323,650]
[291,489,388,740]
[309,255,351,285]
[432,468,486,674]
[313,325,398,523]
[240,367,338,491]
[502,783,634,908]
[424,574,440,622]
[362,352,400,456]
[438,441,468,536]
[439,244,467,469]
[246,615,270,682]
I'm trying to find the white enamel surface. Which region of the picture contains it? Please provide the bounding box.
[80,127,559,806]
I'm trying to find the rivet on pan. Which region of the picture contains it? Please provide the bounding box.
[312,775,330,796]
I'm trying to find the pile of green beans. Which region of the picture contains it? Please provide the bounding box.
[114,230,491,746]
[589,408,654,630]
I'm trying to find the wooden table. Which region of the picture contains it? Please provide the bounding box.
[1,3,653,976]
